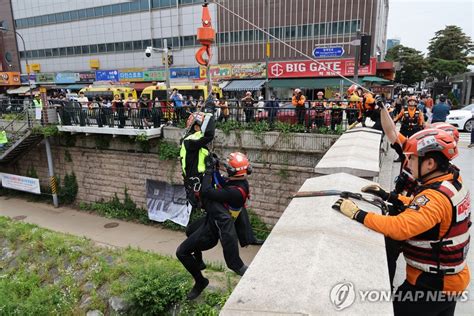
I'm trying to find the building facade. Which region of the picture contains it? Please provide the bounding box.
[217,0,389,64]
[387,38,400,51]
[0,0,21,72]
[11,0,215,73]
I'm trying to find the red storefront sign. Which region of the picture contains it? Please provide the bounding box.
[268,58,377,78]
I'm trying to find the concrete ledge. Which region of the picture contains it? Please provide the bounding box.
[314,128,382,179]
[58,126,162,138]
[221,173,393,316]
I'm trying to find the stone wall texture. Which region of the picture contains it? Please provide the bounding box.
[1,130,337,225]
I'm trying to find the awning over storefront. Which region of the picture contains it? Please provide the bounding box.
[362,76,391,83]
[7,86,32,94]
[268,78,363,89]
[64,84,87,90]
[223,79,266,91]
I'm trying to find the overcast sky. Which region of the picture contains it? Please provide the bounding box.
[387,0,473,55]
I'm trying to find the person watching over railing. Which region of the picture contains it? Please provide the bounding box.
[112,94,125,128]
[241,91,256,123]
[77,91,89,126]
[292,89,306,126]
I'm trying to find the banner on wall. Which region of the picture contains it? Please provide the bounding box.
[0,72,21,86]
[268,58,377,78]
[78,72,96,83]
[95,70,119,81]
[200,64,232,80]
[146,180,191,227]
[232,63,266,79]
[144,70,166,81]
[36,73,55,83]
[0,173,41,194]
[55,72,80,84]
[170,67,200,79]
[119,68,145,82]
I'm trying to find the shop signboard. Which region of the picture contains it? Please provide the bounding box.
[78,72,96,83]
[95,70,119,82]
[268,58,377,78]
[232,63,266,79]
[144,70,166,81]
[170,67,200,79]
[20,74,36,84]
[0,72,21,86]
[119,69,145,82]
[199,65,232,80]
[55,72,80,84]
[36,72,56,83]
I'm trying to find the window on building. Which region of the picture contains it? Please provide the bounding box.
[59,47,67,56]
[172,37,180,47]
[44,49,52,57]
[319,23,326,37]
[74,46,82,55]
[66,47,74,55]
[107,43,115,52]
[78,9,86,19]
[19,51,25,58]
[130,1,140,12]
[133,40,143,50]
[248,30,254,41]
[182,35,194,47]
[350,20,358,33]
[285,26,296,38]
[98,44,106,53]
[180,0,193,4]
[114,42,123,52]
[330,22,338,36]
[163,37,173,48]
[86,8,95,18]
[55,13,64,23]
[63,12,71,22]
[81,45,89,54]
[103,5,112,16]
[26,51,32,59]
[161,0,172,7]
[140,0,150,10]
[301,25,310,37]
[94,7,103,17]
[143,39,151,48]
[111,4,120,14]
[153,38,162,48]
[34,16,41,26]
[124,41,134,51]
[70,10,78,21]
[41,15,48,25]
[120,3,130,13]
[152,0,160,8]
[37,49,45,58]
[31,50,38,58]
[89,44,98,54]
[52,48,59,56]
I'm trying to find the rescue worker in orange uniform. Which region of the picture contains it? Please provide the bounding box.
[333,129,470,316]
[346,84,362,125]
[357,91,382,131]
[394,95,425,139]
[292,89,307,126]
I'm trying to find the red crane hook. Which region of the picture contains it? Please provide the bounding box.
[195,2,215,66]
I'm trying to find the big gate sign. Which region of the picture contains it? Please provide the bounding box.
[268,58,376,78]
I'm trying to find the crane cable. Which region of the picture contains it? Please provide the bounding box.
[210,0,373,94]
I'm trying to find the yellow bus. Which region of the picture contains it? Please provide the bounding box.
[140,84,223,101]
[79,86,138,100]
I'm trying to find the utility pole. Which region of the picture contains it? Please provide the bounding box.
[354,29,361,83]
[264,0,270,99]
[163,39,171,99]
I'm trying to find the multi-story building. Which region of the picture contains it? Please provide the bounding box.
[8,0,214,89]
[0,0,21,72]
[387,38,401,51]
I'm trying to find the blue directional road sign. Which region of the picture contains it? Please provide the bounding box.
[312,46,345,58]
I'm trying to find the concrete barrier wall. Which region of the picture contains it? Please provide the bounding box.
[221,173,393,315]
[314,127,382,179]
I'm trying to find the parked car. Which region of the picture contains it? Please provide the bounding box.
[446,104,473,132]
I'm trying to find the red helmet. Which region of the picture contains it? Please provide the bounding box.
[186,112,206,129]
[430,122,460,143]
[225,152,252,177]
[404,128,458,161]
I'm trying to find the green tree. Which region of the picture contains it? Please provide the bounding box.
[427,25,472,81]
[385,44,427,86]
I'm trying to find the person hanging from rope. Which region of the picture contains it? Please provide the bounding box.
[357,91,383,131]
[179,111,216,212]
[333,129,470,315]
[176,152,252,300]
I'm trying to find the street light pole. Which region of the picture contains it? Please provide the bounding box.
[0,27,33,106]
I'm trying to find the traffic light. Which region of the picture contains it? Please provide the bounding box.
[162,54,173,66]
[359,35,372,66]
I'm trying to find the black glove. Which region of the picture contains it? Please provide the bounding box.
[357,116,363,123]
[205,155,218,173]
[375,95,384,108]
[361,184,389,201]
